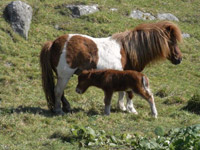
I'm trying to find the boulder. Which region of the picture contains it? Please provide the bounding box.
[130,10,155,20]
[66,4,99,17]
[4,1,32,39]
[110,8,118,12]
[157,13,179,22]
[182,33,190,38]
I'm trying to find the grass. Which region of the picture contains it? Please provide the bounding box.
[0,0,200,149]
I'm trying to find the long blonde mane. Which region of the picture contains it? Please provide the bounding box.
[112,21,182,71]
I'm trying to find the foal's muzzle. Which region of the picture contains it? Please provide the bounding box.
[76,88,82,94]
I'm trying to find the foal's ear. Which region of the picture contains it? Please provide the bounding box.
[82,70,89,74]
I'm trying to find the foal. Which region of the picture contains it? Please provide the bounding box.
[76,70,157,118]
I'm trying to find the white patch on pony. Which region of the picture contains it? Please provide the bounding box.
[126,93,138,114]
[68,34,123,70]
[54,37,77,114]
[95,37,123,70]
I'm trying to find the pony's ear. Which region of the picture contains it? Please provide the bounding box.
[165,24,182,43]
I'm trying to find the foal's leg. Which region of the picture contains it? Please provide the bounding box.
[104,91,113,115]
[139,88,158,118]
[117,91,126,111]
[126,91,138,114]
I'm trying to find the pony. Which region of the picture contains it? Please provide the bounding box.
[76,69,157,117]
[40,21,182,115]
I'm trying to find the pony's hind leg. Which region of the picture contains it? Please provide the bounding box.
[54,76,69,115]
[61,93,71,113]
[126,91,138,114]
[117,91,126,111]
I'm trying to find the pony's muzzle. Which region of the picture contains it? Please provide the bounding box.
[173,57,182,65]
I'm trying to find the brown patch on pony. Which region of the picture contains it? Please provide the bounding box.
[66,35,98,70]
[112,21,182,71]
[50,34,69,71]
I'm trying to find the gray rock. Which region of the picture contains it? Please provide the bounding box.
[157,13,179,22]
[130,10,155,20]
[66,4,99,17]
[110,8,118,12]
[182,33,190,38]
[4,1,32,39]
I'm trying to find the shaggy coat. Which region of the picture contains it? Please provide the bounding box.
[76,70,157,117]
[40,21,182,114]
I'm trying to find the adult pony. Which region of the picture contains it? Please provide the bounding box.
[40,21,182,115]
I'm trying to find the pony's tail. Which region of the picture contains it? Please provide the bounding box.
[40,41,55,112]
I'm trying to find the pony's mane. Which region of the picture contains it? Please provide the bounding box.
[112,21,182,71]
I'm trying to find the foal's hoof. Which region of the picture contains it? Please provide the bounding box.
[118,105,127,111]
[127,107,138,114]
[152,114,158,119]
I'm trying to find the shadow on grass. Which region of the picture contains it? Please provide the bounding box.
[0,105,54,117]
[50,131,75,143]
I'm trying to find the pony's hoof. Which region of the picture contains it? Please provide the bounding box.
[54,109,65,116]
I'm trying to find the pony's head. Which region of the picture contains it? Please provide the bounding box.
[112,21,183,71]
[164,23,182,65]
[76,70,91,94]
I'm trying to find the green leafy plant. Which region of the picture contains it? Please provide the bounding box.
[68,124,200,149]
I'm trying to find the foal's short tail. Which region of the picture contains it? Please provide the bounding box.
[40,41,55,112]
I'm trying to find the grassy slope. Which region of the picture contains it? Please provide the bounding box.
[0,0,200,149]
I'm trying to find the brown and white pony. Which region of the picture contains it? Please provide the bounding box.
[76,69,157,117]
[40,21,182,115]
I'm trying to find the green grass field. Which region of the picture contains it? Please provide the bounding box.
[0,0,200,149]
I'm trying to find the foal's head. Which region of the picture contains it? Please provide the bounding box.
[76,71,91,94]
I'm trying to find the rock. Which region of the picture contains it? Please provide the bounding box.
[4,1,32,39]
[130,10,155,20]
[110,8,118,12]
[66,4,99,17]
[182,33,190,38]
[157,13,179,22]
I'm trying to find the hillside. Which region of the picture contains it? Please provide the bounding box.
[0,0,200,149]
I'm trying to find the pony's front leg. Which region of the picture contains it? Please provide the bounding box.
[126,91,138,114]
[104,91,113,115]
[117,91,126,111]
